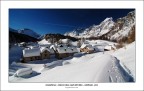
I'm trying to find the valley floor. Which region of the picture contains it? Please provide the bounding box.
[9,40,135,83]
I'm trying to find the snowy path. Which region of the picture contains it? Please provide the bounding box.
[9,53,134,83]
[112,42,135,81]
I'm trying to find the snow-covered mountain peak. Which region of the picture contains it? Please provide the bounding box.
[64,11,135,44]
[64,17,115,38]
[9,28,18,33]
[64,28,84,37]
[109,11,135,42]
[102,17,113,23]
[18,28,40,38]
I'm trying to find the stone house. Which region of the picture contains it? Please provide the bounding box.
[22,47,50,62]
[50,44,78,59]
[80,43,94,53]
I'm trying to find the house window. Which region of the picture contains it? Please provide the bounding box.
[60,45,63,47]
[45,54,47,57]
[36,57,39,60]
[45,51,47,54]
[67,44,70,47]
[31,57,33,61]
[65,49,66,51]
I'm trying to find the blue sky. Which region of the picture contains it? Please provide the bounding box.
[9,9,134,35]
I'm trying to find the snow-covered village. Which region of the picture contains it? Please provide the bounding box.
[9,9,135,83]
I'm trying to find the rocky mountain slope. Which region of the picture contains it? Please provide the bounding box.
[65,17,115,38]
[18,28,40,39]
[65,11,135,43]
[9,28,40,39]
[9,28,39,44]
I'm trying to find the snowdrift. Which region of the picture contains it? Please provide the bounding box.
[112,42,135,80]
[14,68,33,77]
[9,54,133,82]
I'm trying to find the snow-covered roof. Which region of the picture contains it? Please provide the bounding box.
[40,47,50,53]
[28,45,39,49]
[56,47,66,53]
[50,45,57,51]
[23,48,40,57]
[23,46,55,57]
[66,47,78,53]
[59,39,70,44]
[39,44,51,47]
[38,39,51,45]
[80,44,87,49]
[20,42,26,45]
[56,45,78,53]
[80,43,94,50]
[50,44,78,54]
[71,41,78,46]
[104,45,112,50]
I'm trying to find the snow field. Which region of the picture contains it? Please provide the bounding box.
[9,53,133,82]
[9,40,135,83]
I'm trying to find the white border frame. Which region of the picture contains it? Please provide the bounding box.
[1,1,143,90]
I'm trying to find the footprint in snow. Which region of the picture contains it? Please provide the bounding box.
[108,70,111,73]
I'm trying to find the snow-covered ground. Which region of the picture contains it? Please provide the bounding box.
[9,45,23,64]
[9,40,135,83]
[112,42,135,81]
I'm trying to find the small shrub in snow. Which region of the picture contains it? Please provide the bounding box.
[116,43,124,49]
[11,61,17,66]
[43,64,48,68]
[14,68,32,77]
[62,61,70,65]
[43,61,58,68]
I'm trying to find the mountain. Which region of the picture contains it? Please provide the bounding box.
[64,11,135,43]
[18,28,40,39]
[9,28,18,33]
[108,11,135,43]
[64,28,85,37]
[44,33,78,43]
[98,11,135,43]
[9,30,39,44]
[65,17,115,38]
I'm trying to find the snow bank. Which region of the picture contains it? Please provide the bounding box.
[14,68,33,77]
[62,61,70,65]
[112,42,135,80]
[9,45,23,64]
[43,61,59,68]
[10,53,133,82]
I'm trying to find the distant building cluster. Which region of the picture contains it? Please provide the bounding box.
[21,38,94,62]
[20,38,116,63]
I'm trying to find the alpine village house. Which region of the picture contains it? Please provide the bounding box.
[80,43,94,53]
[22,44,78,62]
[22,38,95,62]
[50,44,78,59]
[22,47,52,62]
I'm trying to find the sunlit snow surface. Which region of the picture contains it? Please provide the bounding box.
[9,40,135,83]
